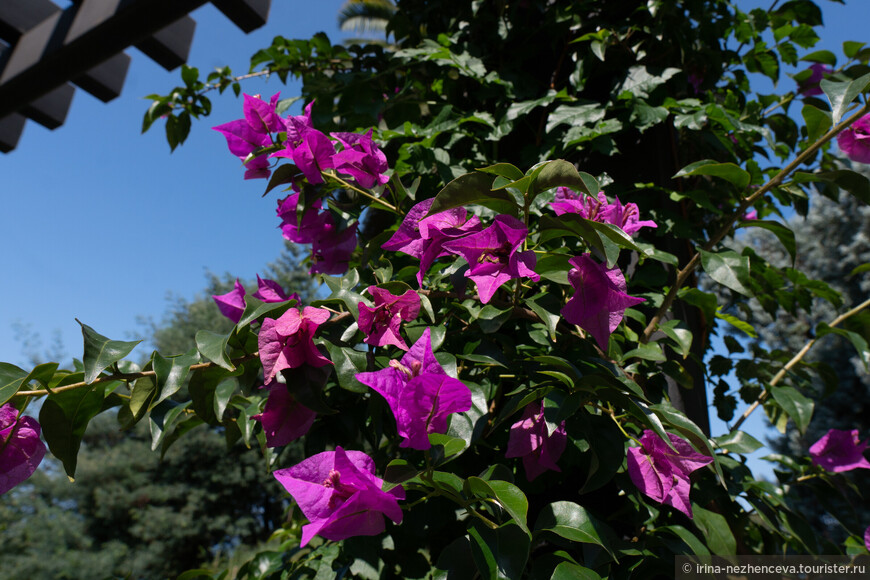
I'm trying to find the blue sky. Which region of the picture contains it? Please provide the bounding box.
[1,1,867,471]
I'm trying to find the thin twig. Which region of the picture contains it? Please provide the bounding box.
[731,296,870,432]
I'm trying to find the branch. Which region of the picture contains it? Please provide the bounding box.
[640,100,870,343]
[14,353,260,398]
[731,296,870,432]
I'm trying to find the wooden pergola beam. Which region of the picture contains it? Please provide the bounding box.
[0,0,272,152]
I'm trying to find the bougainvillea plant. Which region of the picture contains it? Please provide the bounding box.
[6,1,870,578]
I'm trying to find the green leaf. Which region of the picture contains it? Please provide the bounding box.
[622,342,666,362]
[535,253,572,285]
[843,41,866,59]
[263,163,302,196]
[383,459,421,485]
[801,104,832,142]
[528,160,600,198]
[152,348,200,407]
[658,321,693,359]
[738,220,796,264]
[673,160,750,190]
[820,72,870,124]
[0,363,29,406]
[657,525,710,556]
[770,385,814,434]
[477,163,524,182]
[816,322,869,370]
[816,170,870,205]
[527,296,560,341]
[713,430,764,454]
[428,172,518,217]
[78,321,141,384]
[214,378,237,422]
[551,562,602,580]
[195,330,235,371]
[323,343,368,392]
[466,477,530,535]
[149,400,192,451]
[433,536,476,580]
[318,269,367,319]
[236,296,297,329]
[534,501,618,562]
[468,522,531,580]
[692,506,736,555]
[127,376,156,424]
[40,379,121,478]
[429,433,468,466]
[698,249,752,295]
[800,50,836,65]
[715,309,758,338]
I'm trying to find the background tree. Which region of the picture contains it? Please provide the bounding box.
[724,182,870,544]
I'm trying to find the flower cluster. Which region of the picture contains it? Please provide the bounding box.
[561,255,645,349]
[358,286,420,350]
[809,428,870,473]
[276,191,358,275]
[505,401,567,481]
[214,95,391,189]
[213,100,667,547]
[838,113,870,164]
[212,275,299,324]
[356,328,472,450]
[0,403,46,495]
[551,187,657,236]
[273,447,404,547]
[626,430,712,518]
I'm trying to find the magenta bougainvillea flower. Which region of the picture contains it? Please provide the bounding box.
[213,279,247,323]
[283,101,314,144]
[276,192,334,244]
[627,430,712,518]
[838,114,870,164]
[551,188,656,236]
[382,198,481,286]
[505,401,567,481]
[273,446,404,546]
[273,127,336,184]
[356,328,471,449]
[798,63,832,97]
[252,383,316,447]
[213,93,284,179]
[244,92,285,134]
[601,196,658,236]
[310,223,358,275]
[331,130,390,189]
[865,526,870,552]
[551,188,610,220]
[252,274,298,304]
[441,215,539,304]
[809,429,870,473]
[560,255,645,348]
[358,286,421,350]
[259,306,332,383]
[0,403,46,495]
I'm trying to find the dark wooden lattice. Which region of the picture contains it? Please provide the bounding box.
[0,0,271,153]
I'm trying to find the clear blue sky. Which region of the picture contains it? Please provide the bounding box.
[1,1,867,469]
